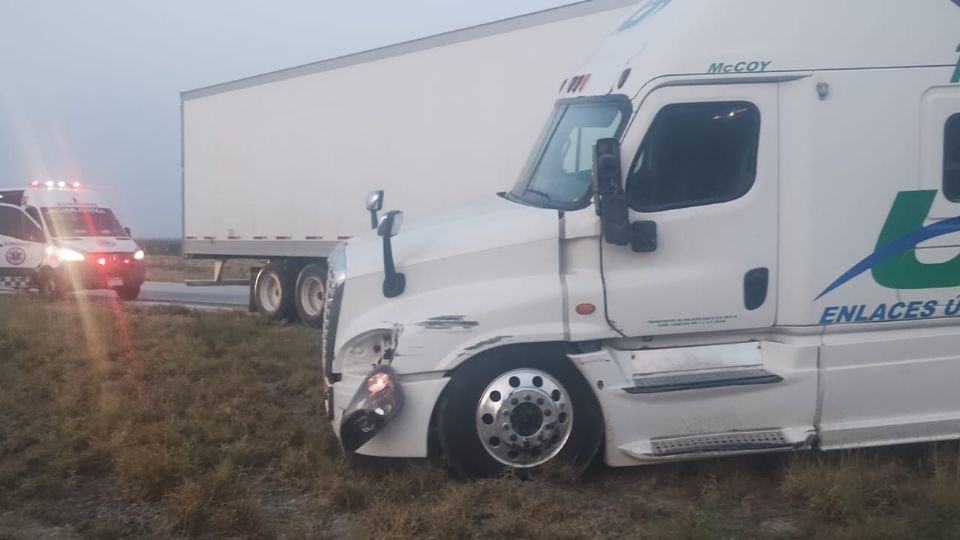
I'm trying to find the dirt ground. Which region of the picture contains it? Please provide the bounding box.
[1,296,960,539]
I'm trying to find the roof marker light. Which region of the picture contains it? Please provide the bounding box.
[618,68,632,89]
[72,181,81,189]
[567,76,581,93]
[576,74,591,92]
[558,79,568,94]
[31,180,40,187]
[57,181,66,189]
[45,181,54,188]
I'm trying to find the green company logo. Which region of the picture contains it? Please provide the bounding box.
[618,0,670,32]
[952,43,960,83]
[818,190,960,299]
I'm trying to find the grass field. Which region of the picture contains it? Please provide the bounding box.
[2,296,960,539]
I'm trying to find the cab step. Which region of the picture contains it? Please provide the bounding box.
[619,427,815,462]
[651,429,791,456]
[624,367,782,395]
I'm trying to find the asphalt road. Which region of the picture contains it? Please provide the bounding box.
[83,281,250,308]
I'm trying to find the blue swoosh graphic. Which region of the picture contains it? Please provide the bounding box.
[816,215,960,300]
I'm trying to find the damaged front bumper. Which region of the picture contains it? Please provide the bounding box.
[338,365,405,452]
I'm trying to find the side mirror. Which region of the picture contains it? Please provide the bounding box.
[592,138,630,246]
[366,190,384,229]
[377,210,406,298]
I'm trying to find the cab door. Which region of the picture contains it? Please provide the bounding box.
[601,83,779,336]
[0,204,46,289]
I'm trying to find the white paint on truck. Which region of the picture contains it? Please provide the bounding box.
[323,0,960,475]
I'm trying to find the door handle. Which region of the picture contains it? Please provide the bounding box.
[744,267,769,311]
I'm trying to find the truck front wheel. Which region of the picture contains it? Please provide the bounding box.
[116,283,141,301]
[436,348,603,478]
[37,269,64,300]
[254,262,294,321]
[294,263,327,328]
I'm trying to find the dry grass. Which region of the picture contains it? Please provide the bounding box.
[1,295,960,539]
[143,255,262,283]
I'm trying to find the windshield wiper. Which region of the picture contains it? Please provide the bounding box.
[524,188,553,206]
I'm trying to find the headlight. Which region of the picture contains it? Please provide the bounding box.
[340,365,405,452]
[57,248,86,262]
[133,250,145,260]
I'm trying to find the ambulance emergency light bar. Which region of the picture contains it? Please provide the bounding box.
[30,180,82,190]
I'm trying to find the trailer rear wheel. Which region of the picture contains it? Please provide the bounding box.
[295,263,327,328]
[255,262,294,321]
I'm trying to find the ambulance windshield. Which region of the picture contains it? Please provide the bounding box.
[41,206,127,238]
[508,96,631,210]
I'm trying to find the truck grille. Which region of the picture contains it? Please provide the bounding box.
[321,244,346,384]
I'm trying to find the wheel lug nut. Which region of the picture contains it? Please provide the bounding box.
[511,398,518,405]
[536,398,544,405]
[524,395,531,401]
[510,434,518,442]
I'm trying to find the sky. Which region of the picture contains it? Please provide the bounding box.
[0,0,575,237]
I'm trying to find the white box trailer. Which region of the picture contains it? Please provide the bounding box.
[181,0,640,325]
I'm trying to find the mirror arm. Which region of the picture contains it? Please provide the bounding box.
[370,210,379,230]
[381,236,406,298]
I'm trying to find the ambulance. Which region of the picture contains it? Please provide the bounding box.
[0,182,145,300]
[323,0,960,477]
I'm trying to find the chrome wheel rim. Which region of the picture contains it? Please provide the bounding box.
[476,369,573,468]
[299,275,325,318]
[259,273,283,312]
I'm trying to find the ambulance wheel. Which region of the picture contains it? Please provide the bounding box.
[255,262,294,321]
[116,283,141,301]
[295,263,327,328]
[437,347,603,479]
[37,269,64,300]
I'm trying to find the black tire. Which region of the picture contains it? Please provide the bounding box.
[437,345,603,479]
[116,283,141,301]
[294,263,327,328]
[254,262,295,321]
[37,269,64,300]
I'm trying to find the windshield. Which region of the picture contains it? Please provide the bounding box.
[41,206,127,238]
[509,97,631,210]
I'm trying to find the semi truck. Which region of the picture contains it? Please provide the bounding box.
[324,0,960,477]
[180,0,640,326]
[0,182,145,300]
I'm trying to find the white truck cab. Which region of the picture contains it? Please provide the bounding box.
[0,182,145,300]
[324,0,960,477]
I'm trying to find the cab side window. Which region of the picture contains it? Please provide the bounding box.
[0,207,22,239]
[0,207,44,242]
[21,213,44,242]
[945,114,960,202]
[626,101,761,212]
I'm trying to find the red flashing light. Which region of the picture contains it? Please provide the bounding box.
[30,181,40,187]
[97,258,107,266]
[72,181,81,189]
[575,303,597,316]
